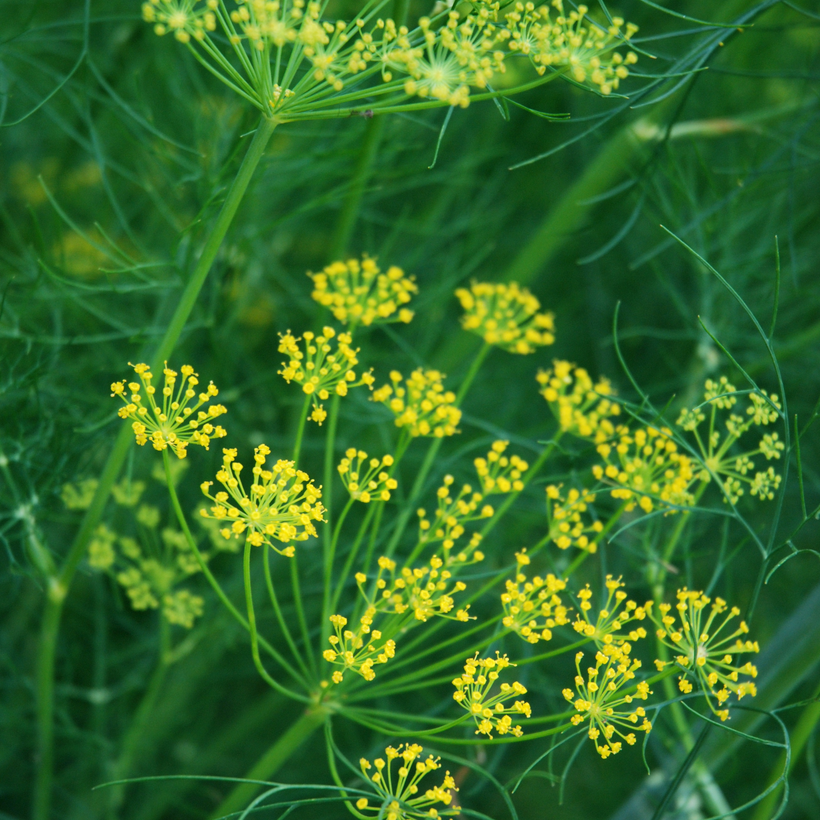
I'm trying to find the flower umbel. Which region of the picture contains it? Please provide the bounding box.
[356,744,458,819]
[308,256,417,327]
[111,362,227,458]
[546,484,603,552]
[474,440,528,494]
[563,645,652,759]
[199,445,324,555]
[323,610,396,683]
[455,280,555,354]
[372,368,461,437]
[652,588,759,720]
[452,652,531,737]
[572,576,650,649]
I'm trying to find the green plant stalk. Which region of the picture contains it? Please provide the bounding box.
[751,676,820,820]
[291,392,312,467]
[322,497,354,647]
[322,392,342,550]
[32,114,279,820]
[289,552,317,679]
[208,706,329,820]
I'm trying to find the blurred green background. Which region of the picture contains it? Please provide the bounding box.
[1,0,819,818]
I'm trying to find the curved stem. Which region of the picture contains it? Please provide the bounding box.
[32,114,279,820]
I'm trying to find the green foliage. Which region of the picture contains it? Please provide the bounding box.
[2,1,820,819]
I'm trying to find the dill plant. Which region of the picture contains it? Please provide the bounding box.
[2,1,820,820]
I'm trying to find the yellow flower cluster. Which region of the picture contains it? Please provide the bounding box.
[61,478,100,509]
[572,576,650,648]
[452,653,532,737]
[141,0,216,43]
[278,326,373,424]
[546,485,603,552]
[356,554,474,623]
[338,449,397,503]
[563,645,652,759]
[455,281,555,354]
[88,524,205,628]
[323,610,396,683]
[111,363,227,458]
[592,426,696,513]
[357,744,458,820]
[474,440,528,494]
[308,256,417,327]
[677,376,784,504]
[501,550,569,644]
[372,369,461,437]
[506,1,638,95]
[537,360,620,438]
[199,445,324,556]
[417,474,492,555]
[651,589,759,721]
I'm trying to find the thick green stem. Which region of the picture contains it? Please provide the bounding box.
[32,114,278,820]
[208,707,328,820]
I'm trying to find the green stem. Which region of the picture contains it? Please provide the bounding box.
[289,552,317,679]
[322,497,354,646]
[292,392,312,466]
[208,706,328,820]
[32,114,278,820]
[322,393,342,546]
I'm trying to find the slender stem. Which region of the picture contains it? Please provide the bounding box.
[209,707,328,820]
[289,553,317,679]
[32,114,279,820]
[322,393,342,544]
[292,392,312,467]
[243,540,311,702]
[322,497,354,646]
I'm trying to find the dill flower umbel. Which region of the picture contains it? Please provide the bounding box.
[572,576,650,648]
[563,645,652,759]
[474,440,528,494]
[416,474,492,554]
[537,360,620,439]
[308,256,417,327]
[278,326,374,424]
[546,485,603,552]
[592,425,696,513]
[337,449,397,502]
[199,445,324,556]
[372,368,461,437]
[356,744,458,820]
[452,652,531,737]
[651,588,759,721]
[677,376,784,504]
[111,363,227,458]
[501,550,569,644]
[323,610,396,683]
[455,281,555,354]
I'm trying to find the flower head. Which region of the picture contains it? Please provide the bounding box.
[111,363,227,458]
[323,610,396,683]
[502,550,569,644]
[452,652,531,737]
[416,474,491,554]
[338,449,398,503]
[474,440,528,494]
[309,256,417,327]
[372,369,461,437]
[572,576,650,648]
[356,744,458,820]
[200,445,324,555]
[455,281,554,354]
[652,588,759,720]
[563,645,652,759]
[537,360,620,439]
[546,485,603,552]
[278,326,373,424]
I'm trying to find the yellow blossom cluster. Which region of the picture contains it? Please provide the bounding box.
[537,360,620,439]
[417,474,493,554]
[357,744,458,820]
[592,426,696,513]
[338,449,397,503]
[455,281,555,354]
[452,652,531,737]
[546,485,603,552]
[651,588,759,721]
[501,550,569,644]
[278,326,373,424]
[356,554,474,623]
[572,576,650,648]
[372,368,461,437]
[141,0,216,43]
[563,645,652,759]
[323,610,396,683]
[677,376,784,504]
[111,362,227,458]
[505,1,638,95]
[308,256,417,327]
[199,445,324,556]
[474,440,528,494]
[87,523,205,628]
